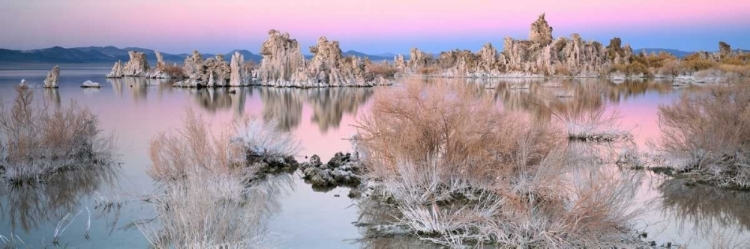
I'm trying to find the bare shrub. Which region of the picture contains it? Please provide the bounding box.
[681,57,717,72]
[149,109,299,182]
[551,103,633,142]
[138,166,274,248]
[149,109,246,182]
[143,111,298,248]
[658,59,682,76]
[608,61,649,76]
[717,64,750,77]
[161,64,185,79]
[0,88,114,183]
[416,66,439,75]
[355,81,641,247]
[553,64,572,76]
[367,63,398,78]
[658,83,750,189]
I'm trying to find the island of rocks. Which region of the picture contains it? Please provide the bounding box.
[104,14,748,87]
[105,31,395,88]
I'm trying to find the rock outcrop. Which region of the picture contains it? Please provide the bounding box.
[257,30,306,86]
[300,152,363,191]
[106,61,124,78]
[81,80,101,88]
[229,51,248,86]
[400,13,631,78]
[122,51,150,77]
[256,30,393,87]
[529,13,554,46]
[174,52,232,88]
[44,65,60,88]
[155,51,166,69]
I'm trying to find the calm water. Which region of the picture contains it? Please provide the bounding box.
[0,65,748,248]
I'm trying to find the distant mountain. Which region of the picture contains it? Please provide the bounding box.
[343,50,392,61]
[0,46,263,64]
[634,48,693,58]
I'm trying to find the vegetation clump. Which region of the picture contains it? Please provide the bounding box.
[354,81,642,247]
[142,110,300,248]
[658,83,750,189]
[0,88,114,184]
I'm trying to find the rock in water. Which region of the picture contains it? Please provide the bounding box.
[229,51,245,86]
[81,80,101,88]
[106,61,124,78]
[183,50,203,79]
[44,65,60,88]
[257,29,305,86]
[174,51,231,88]
[122,51,150,77]
[155,51,165,69]
[256,30,392,87]
[529,13,553,46]
[398,13,628,77]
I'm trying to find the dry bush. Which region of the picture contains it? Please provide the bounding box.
[366,63,398,78]
[551,103,633,142]
[138,166,275,249]
[642,52,678,68]
[553,64,572,76]
[681,57,717,72]
[149,109,299,182]
[658,59,682,76]
[721,57,747,66]
[608,61,649,76]
[658,83,750,189]
[143,111,298,248]
[717,64,750,77]
[161,64,185,79]
[355,81,641,247]
[149,109,246,182]
[0,88,113,183]
[416,66,440,75]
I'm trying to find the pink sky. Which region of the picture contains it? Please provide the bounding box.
[2,0,749,53]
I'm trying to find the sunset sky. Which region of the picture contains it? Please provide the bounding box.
[2,0,749,54]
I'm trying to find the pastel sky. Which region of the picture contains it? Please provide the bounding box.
[2,0,749,54]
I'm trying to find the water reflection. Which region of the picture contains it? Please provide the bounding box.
[43,88,60,107]
[106,77,176,102]
[659,179,750,235]
[0,161,119,232]
[189,88,247,115]
[138,172,294,247]
[488,79,675,121]
[354,196,435,248]
[260,88,373,132]
[100,78,374,133]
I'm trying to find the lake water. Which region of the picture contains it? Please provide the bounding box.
[0,64,748,248]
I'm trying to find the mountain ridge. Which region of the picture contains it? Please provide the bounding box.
[0,46,264,64]
[2,46,742,64]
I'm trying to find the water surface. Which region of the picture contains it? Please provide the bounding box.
[0,65,747,248]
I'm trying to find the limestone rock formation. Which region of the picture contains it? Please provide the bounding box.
[400,14,628,78]
[122,51,150,77]
[299,152,363,190]
[44,65,60,88]
[106,61,124,78]
[174,52,231,87]
[155,51,166,69]
[257,30,306,86]
[256,30,392,87]
[529,13,554,46]
[81,80,101,88]
[229,51,247,86]
[394,54,407,72]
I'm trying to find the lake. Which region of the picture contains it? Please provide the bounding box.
[0,64,748,248]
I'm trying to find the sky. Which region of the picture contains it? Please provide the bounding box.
[1,0,749,54]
